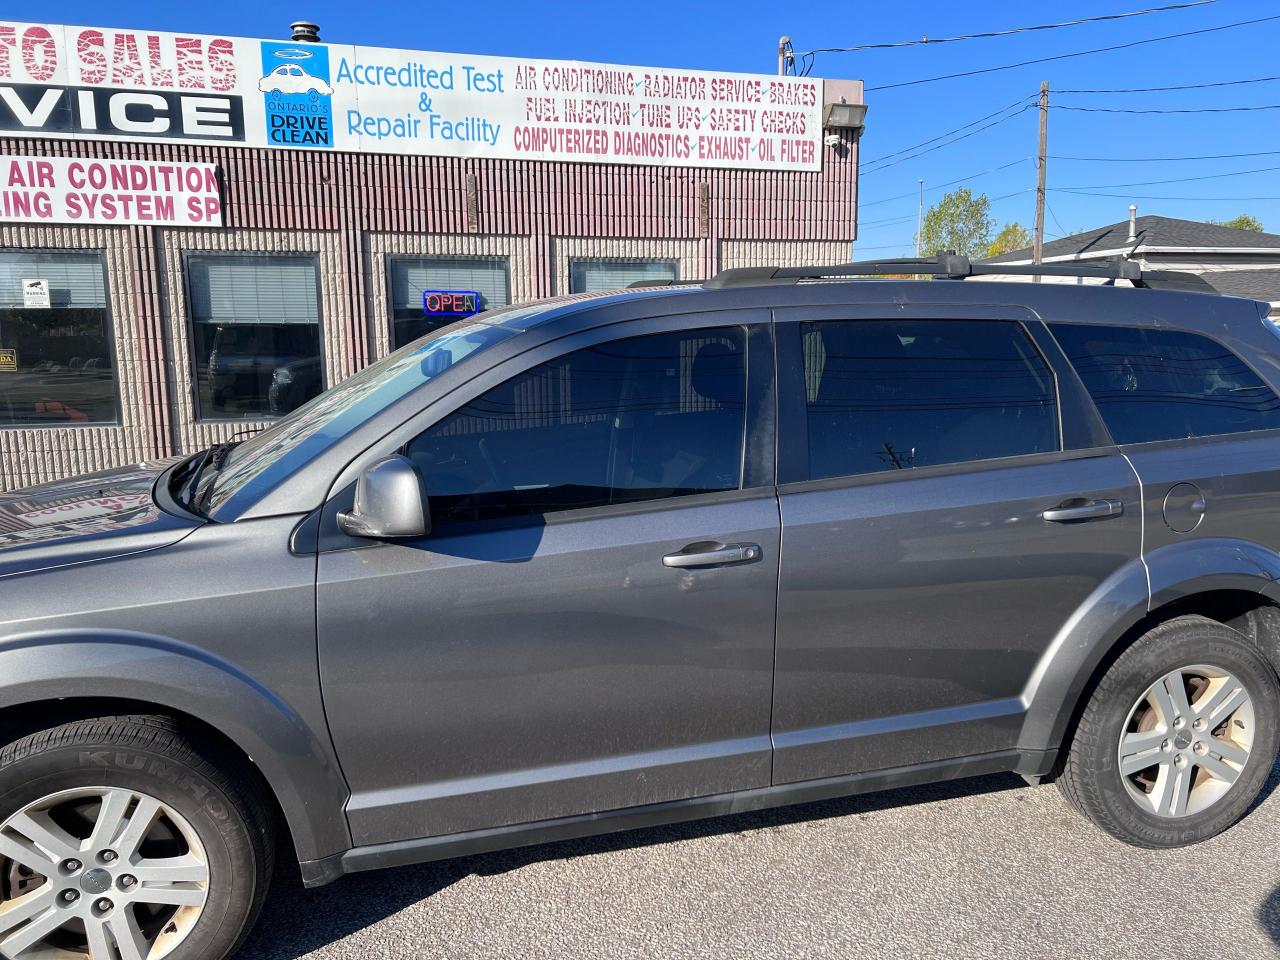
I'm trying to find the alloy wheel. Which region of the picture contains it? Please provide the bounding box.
[0,787,209,960]
[1117,664,1256,818]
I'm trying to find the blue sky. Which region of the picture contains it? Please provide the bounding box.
[10,0,1279,254]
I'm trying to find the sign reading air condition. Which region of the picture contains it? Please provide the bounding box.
[0,155,222,225]
[423,290,480,318]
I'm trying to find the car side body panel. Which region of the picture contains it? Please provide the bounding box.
[0,516,350,862]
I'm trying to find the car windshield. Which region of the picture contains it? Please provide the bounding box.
[194,311,534,519]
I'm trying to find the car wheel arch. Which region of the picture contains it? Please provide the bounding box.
[1019,540,1280,774]
[0,629,351,863]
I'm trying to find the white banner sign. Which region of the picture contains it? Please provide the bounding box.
[0,21,823,171]
[0,155,222,225]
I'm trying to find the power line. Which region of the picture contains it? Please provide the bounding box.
[1056,163,1280,190]
[866,13,1280,93]
[861,96,1034,167]
[797,1,1215,55]
[1055,103,1280,113]
[1050,148,1280,162]
[860,158,1031,208]
[1049,189,1280,200]
[1056,75,1280,94]
[863,105,1036,173]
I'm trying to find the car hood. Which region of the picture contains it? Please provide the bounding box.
[0,459,201,579]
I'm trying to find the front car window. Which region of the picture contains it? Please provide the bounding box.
[1050,323,1280,444]
[801,319,1058,480]
[0,250,117,425]
[405,326,747,527]
[200,315,531,518]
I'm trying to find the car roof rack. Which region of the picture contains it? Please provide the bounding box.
[701,254,1218,295]
[627,279,703,288]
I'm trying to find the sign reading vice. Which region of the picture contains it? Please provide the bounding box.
[0,155,222,226]
[0,21,823,171]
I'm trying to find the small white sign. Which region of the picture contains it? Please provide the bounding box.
[21,278,49,309]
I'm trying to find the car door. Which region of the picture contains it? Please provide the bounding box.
[770,304,1143,784]
[316,313,780,846]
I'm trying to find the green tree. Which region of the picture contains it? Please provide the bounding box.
[986,221,1032,258]
[920,188,994,259]
[1208,214,1264,232]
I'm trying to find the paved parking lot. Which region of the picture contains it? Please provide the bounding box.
[238,761,1280,960]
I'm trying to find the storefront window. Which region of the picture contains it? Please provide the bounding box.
[187,254,324,420]
[569,258,679,293]
[0,251,117,426]
[389,256,510,349]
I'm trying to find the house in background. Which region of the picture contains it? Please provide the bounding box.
[980,207,1280,316]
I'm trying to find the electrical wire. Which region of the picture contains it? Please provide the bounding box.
[1050,148,1280,162]
[863,105,1036,174]
[797,1,1215,55]
[866,13,1280,93]
[1050,189,1280,200]
[1055,103,1280,113]
[1056,75,1280,94]
[861,96,1035,167]
[1055,163,1280,190]
[860,158,1032,209]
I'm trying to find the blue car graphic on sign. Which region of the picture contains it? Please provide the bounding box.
[258,64,334,97]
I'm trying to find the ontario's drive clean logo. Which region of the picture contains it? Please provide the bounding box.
[259,42,333,148]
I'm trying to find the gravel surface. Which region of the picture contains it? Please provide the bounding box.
[237,760,1280,960]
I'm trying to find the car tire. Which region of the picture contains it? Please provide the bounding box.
[1058,615,1280,847]
[0,715,273,960]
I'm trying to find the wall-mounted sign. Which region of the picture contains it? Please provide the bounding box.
[0,348,16,372]
[0,155,222,226]
[21,277,48,307]
[0,21,824,171]
[423,290,480,318]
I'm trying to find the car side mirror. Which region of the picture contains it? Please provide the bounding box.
[337,455,430,540]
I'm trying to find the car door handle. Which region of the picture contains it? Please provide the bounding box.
[1042,498,1125,523]
[662,541,762,568]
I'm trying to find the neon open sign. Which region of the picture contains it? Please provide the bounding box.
[423,289,481,317]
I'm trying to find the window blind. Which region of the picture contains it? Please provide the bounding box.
[0,252,107,309]
[569,259,678,293]
[188,255,319,325]
[391,257,510,313]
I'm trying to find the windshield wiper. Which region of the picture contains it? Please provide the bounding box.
[180,429,258,516]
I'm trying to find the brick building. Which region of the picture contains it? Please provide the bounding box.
[0,19,863,491]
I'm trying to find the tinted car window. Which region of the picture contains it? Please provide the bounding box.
[1050,323,1280,444]
[801,319,1058,480]
[406,327,746,527]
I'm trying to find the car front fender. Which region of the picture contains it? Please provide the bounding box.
[0,629,351,863]
[1018,538,1280,759]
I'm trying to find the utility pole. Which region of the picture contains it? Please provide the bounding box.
[1033,80,1049,281]
[915,179,925,257]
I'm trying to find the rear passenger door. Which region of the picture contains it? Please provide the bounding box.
[1050,317,1280,565]
[771,306,1143,784]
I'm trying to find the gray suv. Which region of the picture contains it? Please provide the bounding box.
[2,255,1280,960]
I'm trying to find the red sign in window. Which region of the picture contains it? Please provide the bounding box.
[422,290,480,317]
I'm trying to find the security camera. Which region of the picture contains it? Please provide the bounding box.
[824,133,842,148]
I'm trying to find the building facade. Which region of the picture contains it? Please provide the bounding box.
[0,20,862,491]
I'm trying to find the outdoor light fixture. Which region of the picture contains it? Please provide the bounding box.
[822,100,868,137]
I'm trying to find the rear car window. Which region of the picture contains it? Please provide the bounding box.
[801,319,1058,480]
[1049,323,1280,444]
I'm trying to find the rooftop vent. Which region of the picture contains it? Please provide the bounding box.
[290,21,321,42]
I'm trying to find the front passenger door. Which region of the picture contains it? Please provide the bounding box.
[317,317,781,847]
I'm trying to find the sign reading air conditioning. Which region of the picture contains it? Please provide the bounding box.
[0,155,223,225]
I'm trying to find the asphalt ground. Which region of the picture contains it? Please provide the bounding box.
[236,759,1280,960]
